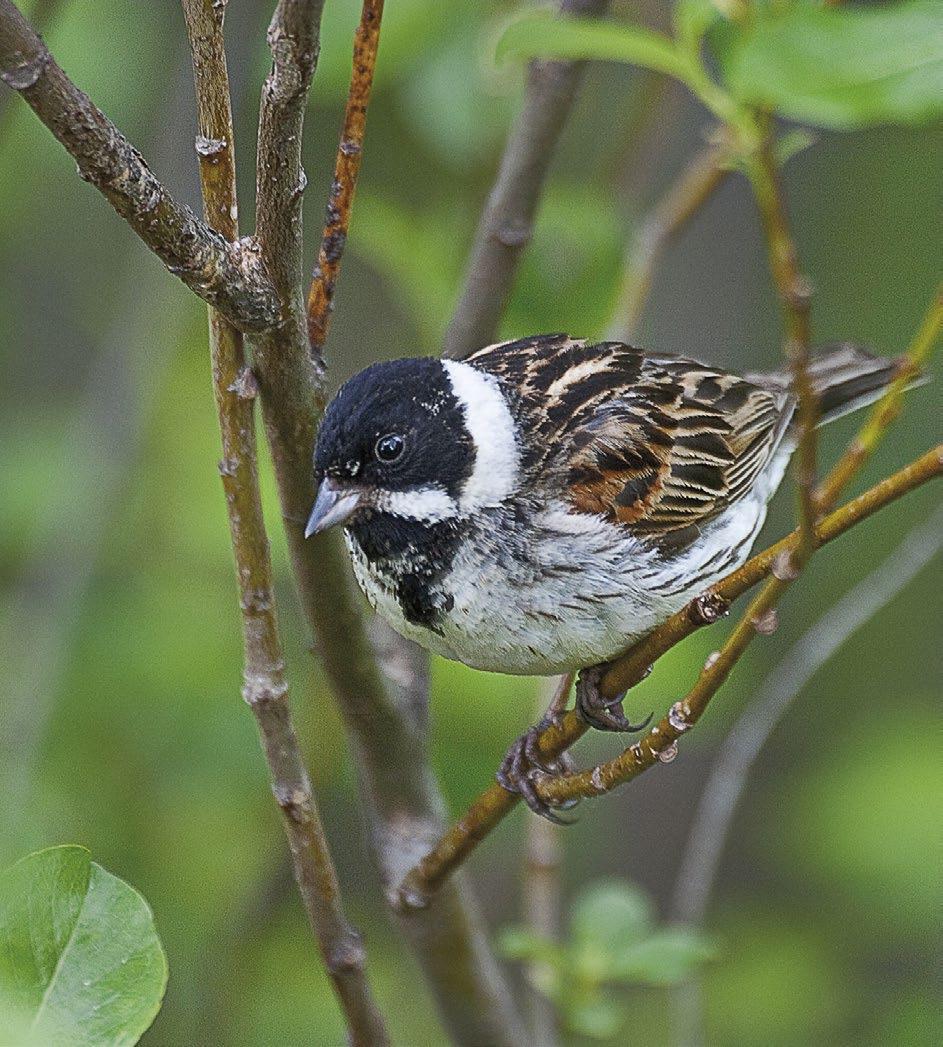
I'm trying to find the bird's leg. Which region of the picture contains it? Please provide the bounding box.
[575,664,652,733]
[496,674,578,823]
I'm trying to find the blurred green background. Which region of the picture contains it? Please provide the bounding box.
[1,1,940,1044]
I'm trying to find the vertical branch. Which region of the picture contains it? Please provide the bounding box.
[307,0,384,358]
[817,281,943,506]
[182,4,389,1043]
[522,678,567,1047]
[747,118,818,563]
[249,5,528,1041]
[442,0,611,360]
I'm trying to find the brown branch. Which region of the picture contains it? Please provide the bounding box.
[0,0,277,331]
[748,118,818,564]
[532,446,943,806]
[522,677,569,1047]
[817,281,943,507]
[441,0,611,360]
[669,502,943,1046]
[181,5,389,1042]
[611,133,732,341]
[396,446,942,901]
[672,501,943,926]
[246,5,528,1041]
[306,0,384,358]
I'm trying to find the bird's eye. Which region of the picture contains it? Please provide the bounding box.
[374,433,405,463]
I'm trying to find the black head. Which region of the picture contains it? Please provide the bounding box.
[306,358,475,534]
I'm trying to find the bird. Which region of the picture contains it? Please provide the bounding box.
[305,334,904,818]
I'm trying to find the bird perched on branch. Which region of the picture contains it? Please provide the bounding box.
[306,335,902,818]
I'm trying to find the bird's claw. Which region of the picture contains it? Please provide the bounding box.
[496,715,578,823]
[576,665,652,734]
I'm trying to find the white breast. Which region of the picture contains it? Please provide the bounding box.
[346,490,770,677]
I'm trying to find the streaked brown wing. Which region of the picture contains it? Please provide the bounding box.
[565,356,789,538]
[465,335,791,540]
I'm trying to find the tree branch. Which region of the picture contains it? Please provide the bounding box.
[307,0,384,358]
[396,445,942,901]
[245,5,528,1041]
[181,4,389,1043]
[0,0,278,331]
[610,132,731,342]
[441,0,611,360]
[671,501,943,928]
[529,446,943,807]
[748,117,818,563]
[522,677,569,1047]
[817,281,942,507]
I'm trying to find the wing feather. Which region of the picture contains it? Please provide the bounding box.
[465,336,792,543]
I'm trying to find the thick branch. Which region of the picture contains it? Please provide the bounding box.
[442,0,611,360]
[182,4,388,1042]
[0,0,277,331]
[307,0,384,358]
[246,5,527,1041]
[397,447,942,900]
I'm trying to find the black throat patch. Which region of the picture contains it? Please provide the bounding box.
[348,511,461,630]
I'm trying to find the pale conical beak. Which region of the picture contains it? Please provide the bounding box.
[304,478,364,537]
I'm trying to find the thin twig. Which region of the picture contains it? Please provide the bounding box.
[0,0,277,330]
[817,281,943,507]
[442,0,611,360]
[182,4,389,1042]
[530,446,943,807]
[672,501,943,927]
[668,504,943,1046]
[395,446,943,902]
[307,0,384,358]
[748,117,818,564]
[610,133,732,342]
[522,677,569,1047]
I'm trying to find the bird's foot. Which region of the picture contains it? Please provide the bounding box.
[575,665,652,733]
[496,713,578,824]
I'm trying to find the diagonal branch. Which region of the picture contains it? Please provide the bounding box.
[671,501,943,929]
[817,281,943,507]
[610,131,732,342]
[307,0,384,358]
[523,445,942,807]
[181,4,388,1042]
[396,444,942,902]
[0,0,278,331]
[442,0,611,360]
[668,501,943,1045]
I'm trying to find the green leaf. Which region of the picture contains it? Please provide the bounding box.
[495,11,688,80]
[607,926,717,986]
[0,846,168,1047]
[495,926,557,964]
[565,994,625,1040]
[571,880,655,958]
[721,1,943,128]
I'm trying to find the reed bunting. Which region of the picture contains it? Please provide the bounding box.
[306,335,901,817]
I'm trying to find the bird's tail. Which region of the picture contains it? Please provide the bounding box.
[751,342,917,427]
